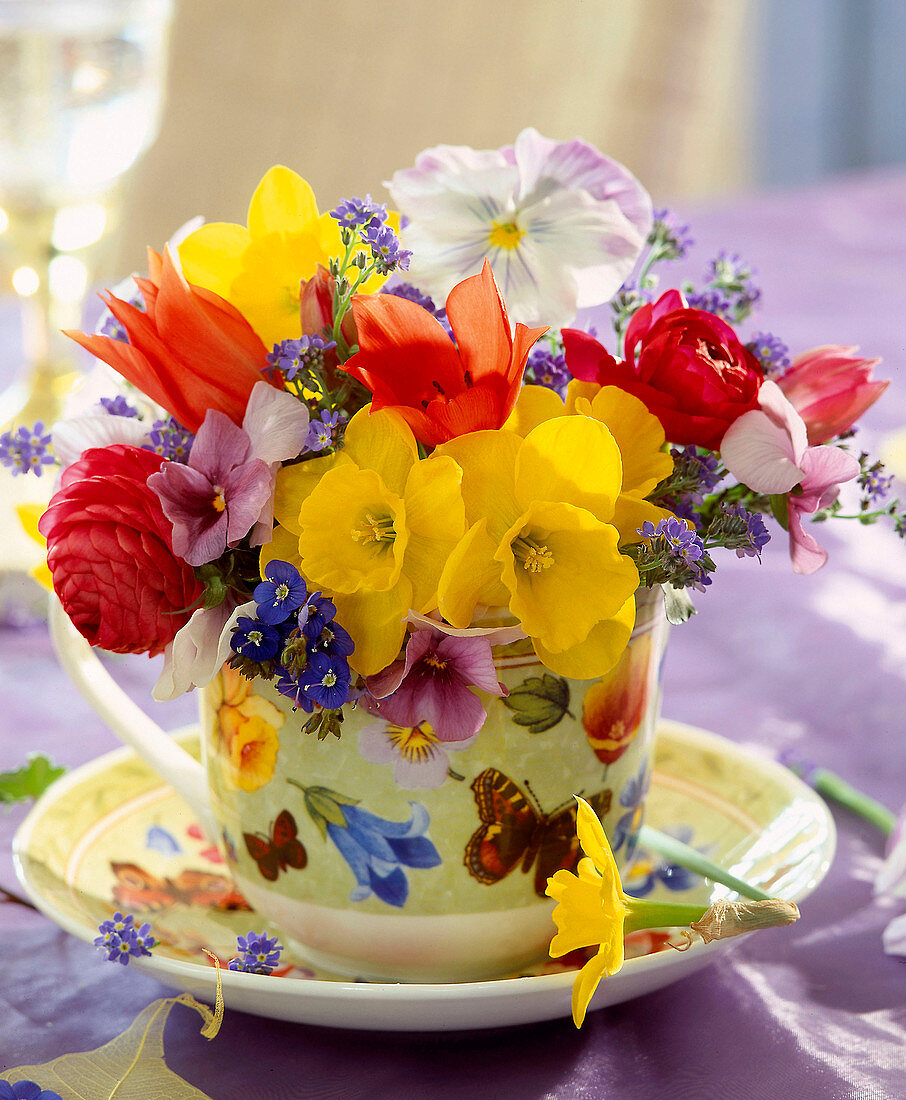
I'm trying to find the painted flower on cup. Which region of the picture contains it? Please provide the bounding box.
[208,665,282,791]
[359,719,476,789]
[389,127,652,325]
[563,289,764,449]
[295,782,442,907]
[365,628,506,741]
[344,261,547,446]
[582,632,653,765]
[610,760,651,858]
[621,825,700,897]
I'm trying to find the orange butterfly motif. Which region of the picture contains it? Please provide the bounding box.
[243,809,308,882]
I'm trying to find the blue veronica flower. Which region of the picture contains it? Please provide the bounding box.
[300,593,338,641]
[254,559,308,625]
[327,802,441,908]
[310,620,355,658]
[228,931,283,974]
[231,616,281,661]
[275,673,315,713]
[0,1082,63,1100]
[300,651,351,709]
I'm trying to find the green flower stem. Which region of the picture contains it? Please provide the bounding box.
[806,768,896,836]
[623,898,709,934]
[637,824,773,902]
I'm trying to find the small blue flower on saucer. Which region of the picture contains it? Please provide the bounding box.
[94,911,156,965]
[0,1081,63,1100]
[229,931,283,975]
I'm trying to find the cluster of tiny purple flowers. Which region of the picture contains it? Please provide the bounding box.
[230,559,355,715]
[329,195,411,276]
[99,394,139,418]
[266,334,337,385]
[228,931,283,975]
[145,416,194,462]
[747,331,791,377]
[525,344,571,394]
[685,250,761,324]
[94,912,155,965]
[0,422,56,477]
[649,208,694,261]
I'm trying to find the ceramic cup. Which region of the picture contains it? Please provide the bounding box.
[50,587,669,982]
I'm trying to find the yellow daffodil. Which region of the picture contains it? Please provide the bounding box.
[264,406,465,675]
[435,416,638,679]
[179,166,396,349]
[548,798,801,1027]
[504,382,676,543]
[547,798,628,1027]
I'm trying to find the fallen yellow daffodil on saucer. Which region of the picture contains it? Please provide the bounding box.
[546,798,800,1027]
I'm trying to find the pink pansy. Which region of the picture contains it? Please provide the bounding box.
[359,719,477,790]
[388,127,651,326]
[721,381,860,574]
[777,345,889,445]
[149,382,308,567]
[366,629,507,742]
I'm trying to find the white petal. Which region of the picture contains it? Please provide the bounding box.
[52,414,150,471]
[152,599,253,701]
[882,911,906,957]
[388,143,517,223]
[721,409,805,494]
[487,235,578,327]
[242,381,309,464]
[876,811,906,898]
[757,380,809,465]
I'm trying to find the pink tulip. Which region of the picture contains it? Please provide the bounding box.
[777,345,888,444]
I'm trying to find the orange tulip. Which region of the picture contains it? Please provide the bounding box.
[67,248,278,433]
[343,260,547,446]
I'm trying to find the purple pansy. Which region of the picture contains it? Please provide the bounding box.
[366,629,507,742]
[359,719,476,789]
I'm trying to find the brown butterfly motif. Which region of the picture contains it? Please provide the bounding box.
[243,809,308,882]
[110,862,251,912]
[464,768,612,898]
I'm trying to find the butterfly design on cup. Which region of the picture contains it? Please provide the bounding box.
[110,862,252,912]
[464,768,612,898]
[243,809,308,882]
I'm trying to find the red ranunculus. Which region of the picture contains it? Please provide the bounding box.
[563,289,763,449]
[342,260,547,446]
[38,445,204,656]
[776,344,888,444]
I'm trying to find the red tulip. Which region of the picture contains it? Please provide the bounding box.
[776,344,888,444]
[39,445,204,656]
[66,248,278,433]
[298,265,357,385]
[342,260,547,446]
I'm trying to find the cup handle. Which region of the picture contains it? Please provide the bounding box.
[48,597,219,843]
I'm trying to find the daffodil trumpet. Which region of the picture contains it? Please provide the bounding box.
[547,798,799,1027]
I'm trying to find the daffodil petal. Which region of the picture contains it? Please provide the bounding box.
[498,501,638,652]
[576,796,621,880]
[564,378,600,412]
[403,455,466,612]
[344,406,417,497]
[178,222,251,299]
[587,386,672,495]
[258,523,304,577]
[503,384,566,436]
[272,452,351,533]
[611,495,677,546]
[532,596,635,679]
[516,416,622,520]
[334,581,412,676]
[247,165,320,237]
[571,949,618,1028]
[437,518,507,627]
[434,429,522,541]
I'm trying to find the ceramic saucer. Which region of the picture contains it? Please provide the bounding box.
[13,720,834,1031]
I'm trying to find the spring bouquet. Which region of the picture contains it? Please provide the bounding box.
[14,128,896,730]
[8,129,901,996]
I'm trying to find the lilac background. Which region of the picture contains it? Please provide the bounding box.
[1,170,905,1097]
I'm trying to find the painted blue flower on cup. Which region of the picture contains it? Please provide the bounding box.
[622,825,700,897]
[289,779,442,908]
[610,760,651,859]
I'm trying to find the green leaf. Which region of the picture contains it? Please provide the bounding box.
[769,493,790,532]
[502,673,571,733]
[1,993,220,1099]
[0,754,65,805]
[304,788,353,832]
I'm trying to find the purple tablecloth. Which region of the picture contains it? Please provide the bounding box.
[2,170,905,1098]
